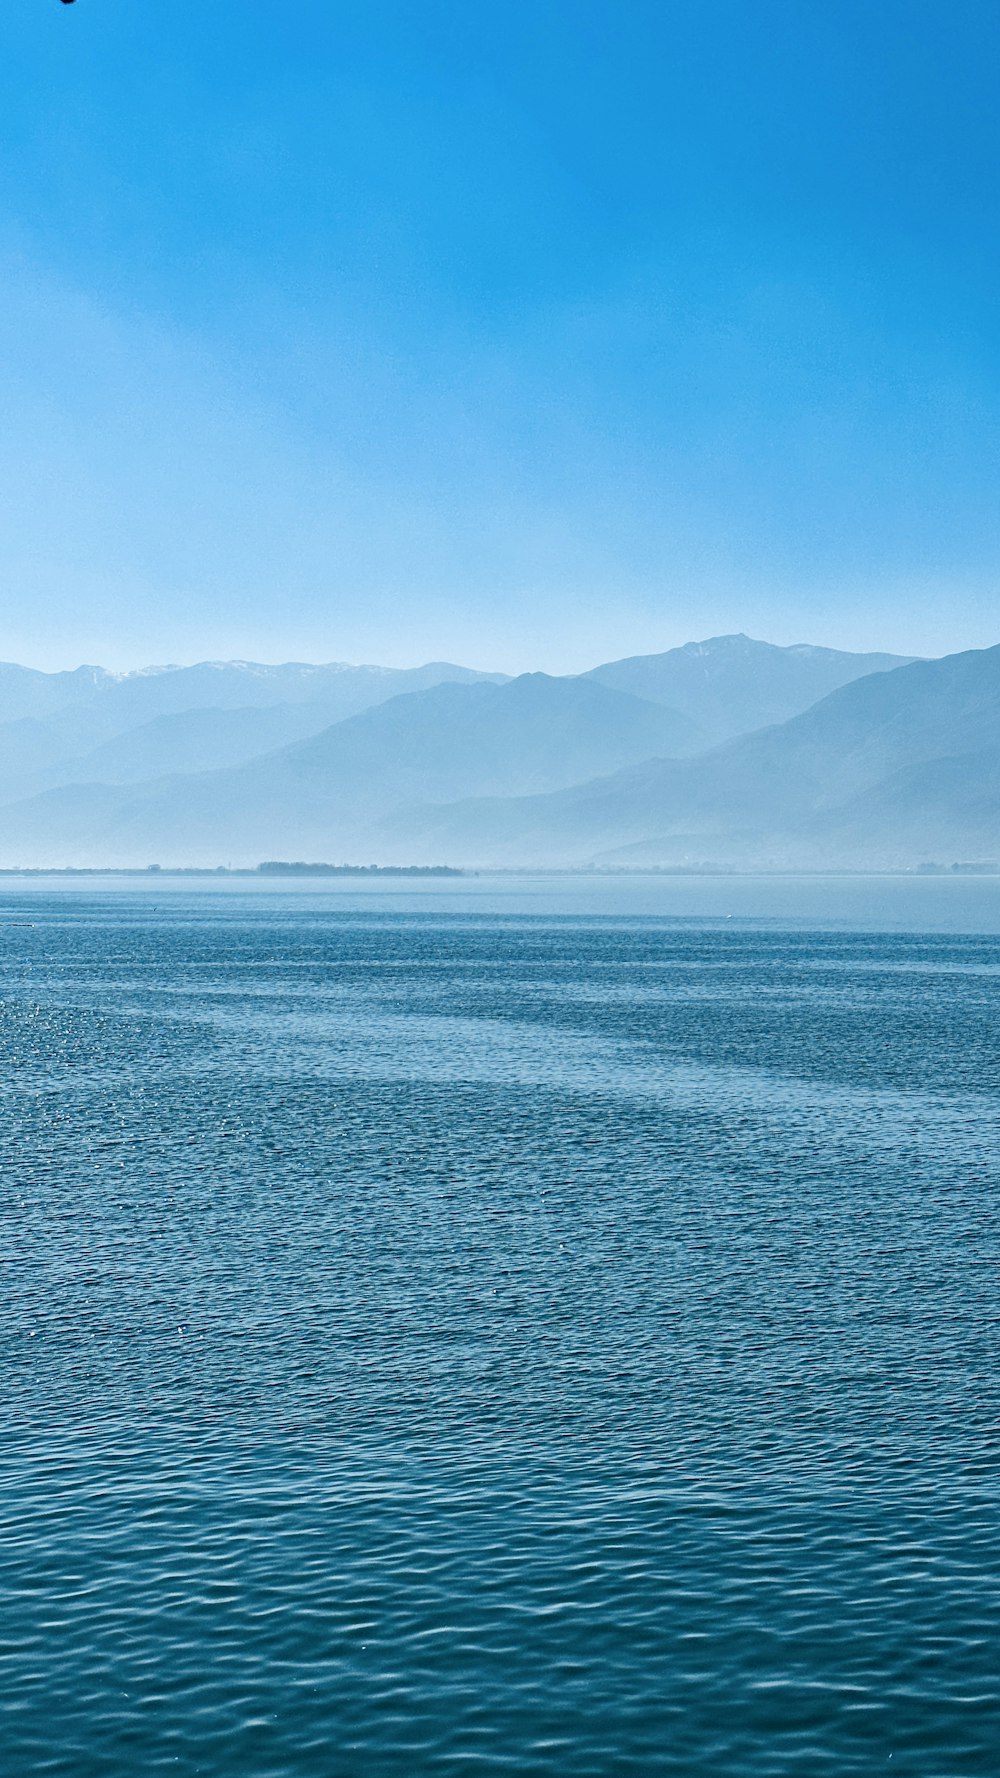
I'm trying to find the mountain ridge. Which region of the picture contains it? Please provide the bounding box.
[0,634,985,870]
[0,671,700,866]
[378,645,1000,868]
[585,633,917,742]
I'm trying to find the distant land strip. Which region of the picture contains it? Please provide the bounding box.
[0,862,466,878]
[0,863,997,878]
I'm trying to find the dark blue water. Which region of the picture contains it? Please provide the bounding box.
[3,878,1000,1775]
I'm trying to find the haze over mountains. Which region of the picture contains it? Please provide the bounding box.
[0,633,997,871]
[586,634,913,743]
[6,673,699,865]
[389,645,1000,869]
[0,659,506,805]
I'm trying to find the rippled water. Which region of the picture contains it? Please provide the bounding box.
[3,877,999,1774]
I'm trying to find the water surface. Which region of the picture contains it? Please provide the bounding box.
[3,875,999,1774]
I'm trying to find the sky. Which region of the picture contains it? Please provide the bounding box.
[2,0,1000,673]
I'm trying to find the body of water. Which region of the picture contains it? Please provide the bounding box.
[3,875,999,1774]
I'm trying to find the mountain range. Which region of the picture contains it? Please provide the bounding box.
[585,633,912,743]
[0,634,996,870]
[0,659,506,806]
[385,645,1000,868]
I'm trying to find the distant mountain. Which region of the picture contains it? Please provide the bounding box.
[0,641,911,804]
[0,657,504,725]
[5,636,992,871]
[0,664,115,723]
[57,658,506,728]
[586,633,916,743]
[0,671,700,866]
[35,703,342,789]
[0,715,97,791]
[0,658,505,805]
[0,705,278,805]
[380,645,1000,868]
[810,744,1000,864]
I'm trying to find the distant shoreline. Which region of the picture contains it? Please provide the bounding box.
[0,863,466,879]
[0,864,996,880]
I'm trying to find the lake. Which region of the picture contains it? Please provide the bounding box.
[3,874,999,1774]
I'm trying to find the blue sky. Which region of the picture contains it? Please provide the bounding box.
[3,0,999,671]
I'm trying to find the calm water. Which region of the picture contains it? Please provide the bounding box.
[3,875,1000,1775]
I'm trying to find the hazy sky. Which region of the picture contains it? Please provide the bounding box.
[3,1,1000,672]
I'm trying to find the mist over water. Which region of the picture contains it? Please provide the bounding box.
[4,875,1000,1775]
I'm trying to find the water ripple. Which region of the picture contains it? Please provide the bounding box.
[1,897,999,1773]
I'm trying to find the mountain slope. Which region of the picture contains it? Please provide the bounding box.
[0,672,701,865]
[815,745,1000,863]
[0,658,506,805]
[586,633,916,742]
[0,664,115,723]
[31,702,369,791]
[381,644,1000,867]
[64,659,506,729]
